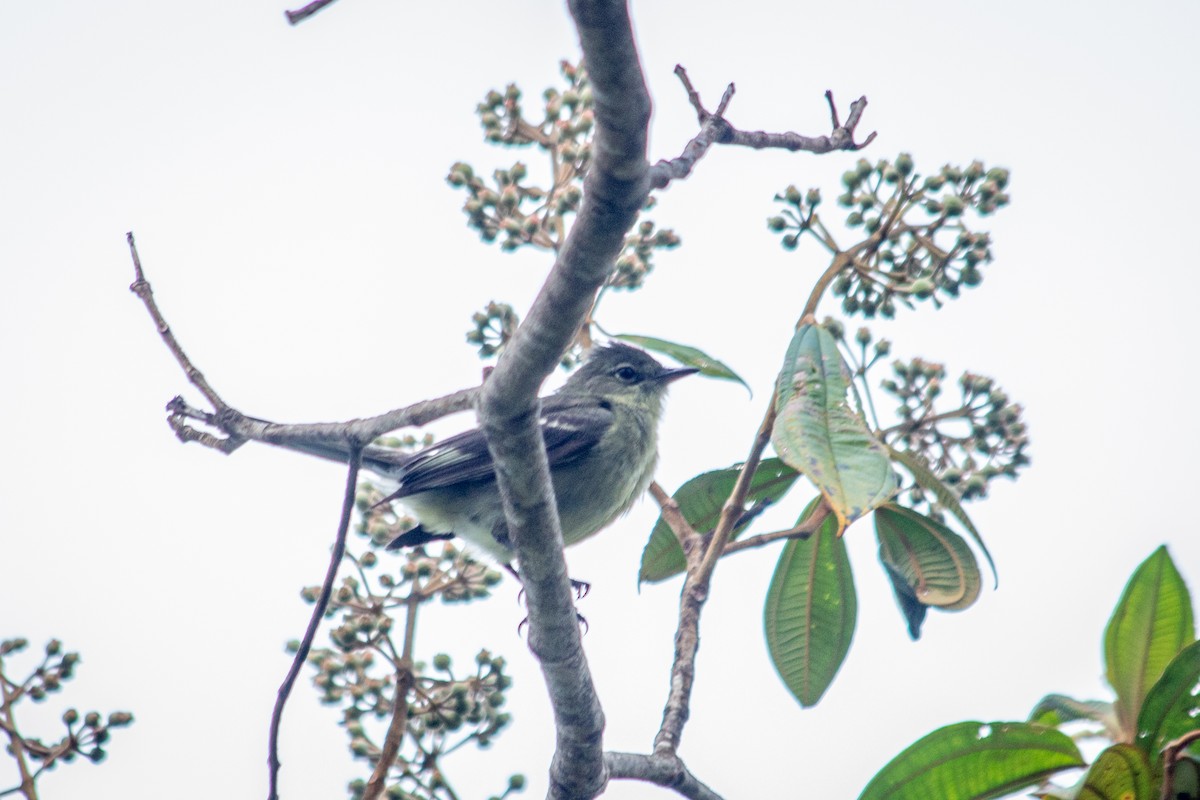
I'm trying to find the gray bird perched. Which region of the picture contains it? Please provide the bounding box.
[375,343,696,564]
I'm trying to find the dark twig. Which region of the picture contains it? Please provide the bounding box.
[284,0,340,25]
[654,403,778,756]
[649,67,876,190]
[721,501,830,556]
[1160,728,1200,800]
[604,752,724,800]
[362,593,420,800]
[648,481,702,554]
[267,446,362,800]
[127,233,229,413]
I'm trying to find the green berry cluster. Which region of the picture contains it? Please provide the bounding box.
[465,301,519,359]
[301,489,511,799]
[612,216,682,291]
[880,357,1029,508]
[0,638,133,780]
[449,61,595,253]
[452,62,680,368]
[770,154,1010,318]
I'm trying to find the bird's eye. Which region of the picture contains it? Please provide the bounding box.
[614,365,639,382]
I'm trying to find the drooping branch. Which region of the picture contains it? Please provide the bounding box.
[649,66,876,190]
[267,447,362,800]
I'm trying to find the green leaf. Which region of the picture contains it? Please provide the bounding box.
[874,505,982,640]
[772,324,897,530]
[638,459,800,584]
[1029,694,1121,742]
[1075,745,1153,800]
[887,446,997,587]
[1135,639,1200,756]
[1105,546,1195,738]
[613,334,750,393]
[859,721,1085,800]
[764,500,856,707]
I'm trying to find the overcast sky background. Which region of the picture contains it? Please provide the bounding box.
[3,1,1199,798]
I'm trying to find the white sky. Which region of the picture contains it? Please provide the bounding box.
[2,1,1198,798]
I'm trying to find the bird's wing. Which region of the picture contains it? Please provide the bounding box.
[383,396,614,498]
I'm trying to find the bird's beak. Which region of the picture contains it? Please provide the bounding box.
[655,366,700,384]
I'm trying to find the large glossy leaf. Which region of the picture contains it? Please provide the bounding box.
[1033,745,1154,800]
[613,333,750,393]
[638,459,800,584]
[875,504,981,619]
[772,323,897,531]
[860,721,1084,800]
[764,501,856,708]
[1077,745,1153,800]
[1105,546,1195,737]
[1028,694,1121,742]
[888,446,997,587]
[1135,639,1200,757]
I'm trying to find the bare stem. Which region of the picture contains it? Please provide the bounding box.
[653,400,777,755]
[1160,728,1200,800]
[267,447,362,800]
[0,654,37,800]
[721,501,830,556]
[362,593,420,800]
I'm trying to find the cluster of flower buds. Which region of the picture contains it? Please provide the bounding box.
[0,638,133,771]
[465,301,519,359]
[770,154,1011,319]
[881,357,1029,508]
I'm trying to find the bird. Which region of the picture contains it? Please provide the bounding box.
[373,342,697,567]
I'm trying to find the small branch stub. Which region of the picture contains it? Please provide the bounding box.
[649,67,876,189]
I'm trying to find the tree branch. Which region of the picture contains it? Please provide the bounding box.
[0,655,36,800]
[653,403,777,756]
[721,501,830,556]
[127,233,477,465]
[362,593,420,800]
[1159,729,1200,800]
[284,0,340,25]
[649,67,876,190]
[471,2,651,798]
[648,481,702,554]
[604,752,724,800]
[267,447,361,800]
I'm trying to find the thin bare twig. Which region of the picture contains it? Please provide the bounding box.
[721,501,830,556]
[284,0,340,25]
[362,593,420,800]
[126,234,477,462]
[127,233,229,414]
[649,66,876,190]
[0,655,36,800]
[1160,728,1200,800]
[267,446,362,800]
[648,481,701,553]
[653,402,778,756]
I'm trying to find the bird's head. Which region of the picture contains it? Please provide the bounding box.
[560,342,698,406]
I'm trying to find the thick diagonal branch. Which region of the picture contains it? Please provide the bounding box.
[474,2,651,799]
